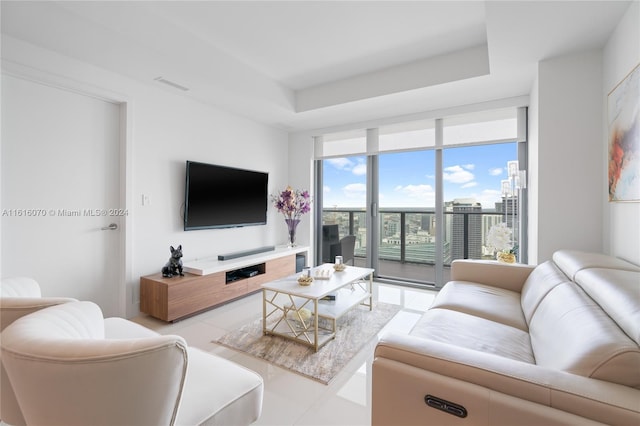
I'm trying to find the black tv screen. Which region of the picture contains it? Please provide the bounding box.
[184,161,268,230]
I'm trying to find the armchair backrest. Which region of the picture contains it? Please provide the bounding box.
[340,235,356,265]
[1,276,78,330]
[1,277,77,425]
[1,301,189,426]
[0,277,41,298]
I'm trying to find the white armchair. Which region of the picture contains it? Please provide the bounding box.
[0,276,77,327]
[1,301,264,426]
[0,276,77,425]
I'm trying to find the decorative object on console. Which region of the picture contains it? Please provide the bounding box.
[285,218,300,248]
[271,186,312,247]
[486,223,517,263]
[161,245,184,277]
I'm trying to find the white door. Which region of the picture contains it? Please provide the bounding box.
[1,74,123,317]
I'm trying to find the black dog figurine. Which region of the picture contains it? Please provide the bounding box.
[162,245,184,278]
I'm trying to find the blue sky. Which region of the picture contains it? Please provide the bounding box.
[322,142,518,209]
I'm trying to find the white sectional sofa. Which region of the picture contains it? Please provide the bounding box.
[372,250,640,425]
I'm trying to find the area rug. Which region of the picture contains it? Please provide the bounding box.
[214,302,401,384]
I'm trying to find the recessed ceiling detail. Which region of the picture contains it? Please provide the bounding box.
[296,44,490,112]
[0,1,631,132]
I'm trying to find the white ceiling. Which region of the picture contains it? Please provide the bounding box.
[0,1,632,132]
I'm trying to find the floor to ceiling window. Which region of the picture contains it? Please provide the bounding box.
[317,130,368,265]
[315,106,527,288]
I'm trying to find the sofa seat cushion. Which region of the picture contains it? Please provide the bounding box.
[176,347,263,426]
[104,320,264,425]
[529,282,640,388]
[430,281,527,331]
[575,268,640,345]
[409,308,534,364]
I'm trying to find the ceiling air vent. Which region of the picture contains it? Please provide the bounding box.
[154,77,189,92]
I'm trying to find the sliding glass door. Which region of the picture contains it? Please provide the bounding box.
[377,150,436,283]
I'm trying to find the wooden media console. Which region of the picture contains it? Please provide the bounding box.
[140,246,308,322]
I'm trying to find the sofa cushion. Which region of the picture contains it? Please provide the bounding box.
[410,308,534,364]
[520,260,572,325]
[575,268,640,345]
[430,281,527,330]
[529,282,640,388]
[553,249,640,280]
[176,347,264,425]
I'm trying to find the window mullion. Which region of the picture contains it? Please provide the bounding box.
[434,118,444,288]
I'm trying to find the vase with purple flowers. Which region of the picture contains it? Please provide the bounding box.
[271,186,312,248]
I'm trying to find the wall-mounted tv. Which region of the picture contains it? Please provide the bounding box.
[184,161,268,230]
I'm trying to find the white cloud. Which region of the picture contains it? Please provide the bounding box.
[326,157,354,170]
[352,163,367,176]
[327,157,367,177]
[463,164,475,170]
[343,183,366,199]
[395,184,435,198]
[384,184,436,207]
[489,167,504,176]
[461,182,478,189]
[323,185,331,193]
[443,165,475,184]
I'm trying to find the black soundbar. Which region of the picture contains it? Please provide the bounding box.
[218,245,275,261]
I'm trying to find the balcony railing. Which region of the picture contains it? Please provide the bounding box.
[323,208,518,285]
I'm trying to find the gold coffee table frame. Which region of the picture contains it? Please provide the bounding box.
[261,264,374,352]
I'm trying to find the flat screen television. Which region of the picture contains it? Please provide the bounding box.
[184,161,268,230]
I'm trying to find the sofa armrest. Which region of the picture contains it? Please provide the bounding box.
[450,260,535,292]
[373,333,640,426]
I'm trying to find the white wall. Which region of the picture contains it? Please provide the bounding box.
[603,1,640,265]
[1,37,290,318]
[287,134,316,251]
[532,49,604,263]
[527,75,540,264]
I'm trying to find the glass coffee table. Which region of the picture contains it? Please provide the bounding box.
[261,264,375,351]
